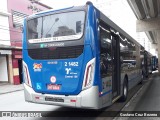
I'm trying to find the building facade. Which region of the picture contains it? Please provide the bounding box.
[7,0,51,84]
[0,0,11,83]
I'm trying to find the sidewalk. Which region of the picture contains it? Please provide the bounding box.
[0,83,24,94]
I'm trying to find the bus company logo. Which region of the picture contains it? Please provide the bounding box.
[33,63,42,72]
[40,44,47,48]
[50,76,56,83]
[40,44,45,48]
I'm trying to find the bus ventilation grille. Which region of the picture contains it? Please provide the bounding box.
[28,45,84,60]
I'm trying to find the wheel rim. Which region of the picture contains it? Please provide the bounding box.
[124,85,127,97]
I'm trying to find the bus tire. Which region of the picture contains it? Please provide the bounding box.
[119,78,128,102]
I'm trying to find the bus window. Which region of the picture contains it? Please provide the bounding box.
[119,37,137,70]
[27,11,85,41]
[99,24,112,78]
[28,18,42,39]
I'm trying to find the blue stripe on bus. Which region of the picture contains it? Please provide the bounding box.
[99,89,112,97]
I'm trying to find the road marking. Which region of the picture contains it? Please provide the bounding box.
[124,86,144,108]
[114,79,152,120]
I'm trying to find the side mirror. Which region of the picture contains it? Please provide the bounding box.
[76,21,82,33]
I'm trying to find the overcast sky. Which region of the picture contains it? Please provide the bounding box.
[40,0,94,9]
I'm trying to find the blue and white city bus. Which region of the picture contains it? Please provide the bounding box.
[23,2,143,109]
[151,56,158,71]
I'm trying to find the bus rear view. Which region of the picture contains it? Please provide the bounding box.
[23,2,143,109]
[23,4,100,109]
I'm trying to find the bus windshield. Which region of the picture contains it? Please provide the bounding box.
[27,11,85,43]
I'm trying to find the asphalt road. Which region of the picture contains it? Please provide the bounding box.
[134,72,160,111]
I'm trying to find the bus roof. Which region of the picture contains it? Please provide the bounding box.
[27,5,87,19]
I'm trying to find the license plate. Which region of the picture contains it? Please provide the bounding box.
[45,96,64,102]
[47,84,61,90]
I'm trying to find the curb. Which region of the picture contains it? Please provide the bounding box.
[113,76,153,120]
[0,89,24,95]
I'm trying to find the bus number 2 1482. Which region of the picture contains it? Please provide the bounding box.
[65,62,79,67]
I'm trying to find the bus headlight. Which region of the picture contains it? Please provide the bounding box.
[23,61,32,87]
[82,58,95,90]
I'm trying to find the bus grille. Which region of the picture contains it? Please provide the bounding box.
[28,45,84,60]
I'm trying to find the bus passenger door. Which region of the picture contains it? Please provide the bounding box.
[111,35,120,100]
[99,23,113,105]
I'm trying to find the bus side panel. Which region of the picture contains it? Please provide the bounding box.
[87,6,102,89]
[83,4,113,108]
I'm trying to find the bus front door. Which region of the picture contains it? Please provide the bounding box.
[112,35,120,100]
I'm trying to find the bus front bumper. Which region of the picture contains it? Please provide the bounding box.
[24,83,100,109]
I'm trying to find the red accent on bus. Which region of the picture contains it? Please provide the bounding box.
[35,96,40,99]
[84,64,92,87]
[70,99,76,102]
[24,66,30,85]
